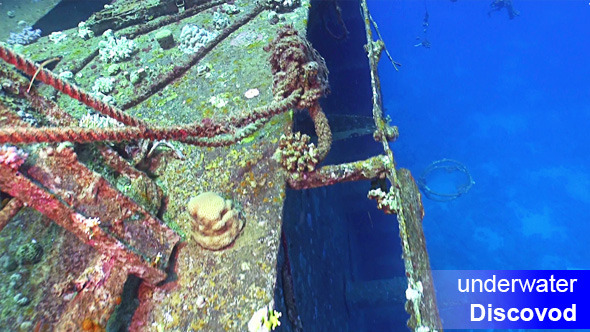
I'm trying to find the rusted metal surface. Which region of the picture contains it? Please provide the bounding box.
[0,144,176,284]
[53,254,131,331]
[85,0,181,36]
[27,145,179,275]
[0,0,312,330]
[0,198,23,232]
[397,168,442,330]
[0,61,178,330]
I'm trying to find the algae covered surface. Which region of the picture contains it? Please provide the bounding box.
[0,0,311,330]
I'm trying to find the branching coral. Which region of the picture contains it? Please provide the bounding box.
[273,132,319,173]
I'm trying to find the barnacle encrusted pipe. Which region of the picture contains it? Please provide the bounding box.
[286,155,389,190]
[308,104,332,162]
[0,120,229,144]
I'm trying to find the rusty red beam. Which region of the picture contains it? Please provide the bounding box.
[0,198,23,232]
[0,146,176,285]
[26,145,179,272]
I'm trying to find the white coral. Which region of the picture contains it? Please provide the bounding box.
[178,24,216,54]
[49,31,67,44]
[209,95,228,108]
[79,113,122,129]
[73,213,101,238]
[405,281,423,302]
[98,29,136,62]
[92,77,114,94]
[213,12,230,30]
[78,21,94,39]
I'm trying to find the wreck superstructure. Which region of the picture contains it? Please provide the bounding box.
[0,0,440,330]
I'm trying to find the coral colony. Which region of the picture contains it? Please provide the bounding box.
[6,26,42,45]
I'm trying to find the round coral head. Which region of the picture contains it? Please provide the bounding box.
[187,192,244,250]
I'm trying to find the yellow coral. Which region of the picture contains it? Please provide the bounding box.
[187,192,244,250]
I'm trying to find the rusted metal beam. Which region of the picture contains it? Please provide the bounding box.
[397,168,442,330]
[0,198,23,232]
[359,0,442,330]
[0,144,178,285]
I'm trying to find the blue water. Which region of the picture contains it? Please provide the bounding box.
[369,0,590,272]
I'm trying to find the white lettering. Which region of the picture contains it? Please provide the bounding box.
[564,304,576,321]
[507,308,519,321]
[534,307,547,321]
[549,275,556,292]
[535,279,548,292]
[520,308,533,321]
[471,304,485,321]
[484,275,496,292]
[548,308,562,321]
[570,279,577,292]
[497,279,510,292]
[494,307,506,321]
[472,279,483,292]
[556,279,568,292]
[470,305,576,322]
[458,279,469,292]
[460,276,578,293]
